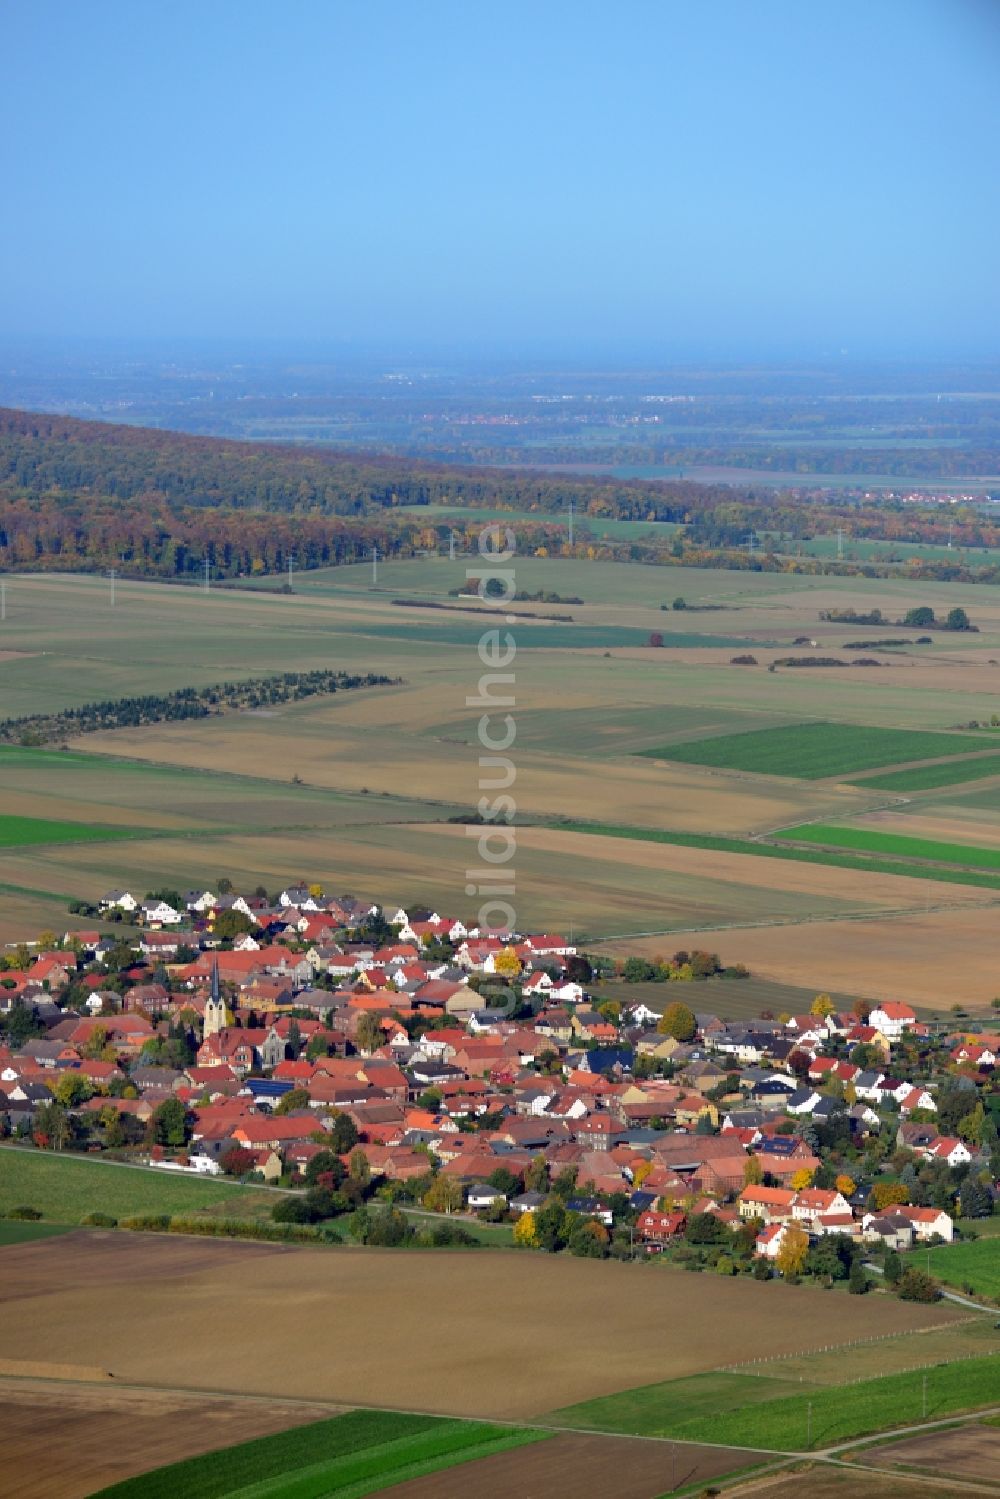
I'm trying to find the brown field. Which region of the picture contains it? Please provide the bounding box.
[388,1431,756,1499]
[861,1422,1000,1486]
[856,806,1000,848]
[640,902,1000,1009]
[728,1466,973,1499]
[0,1380,338,1499]
[0,1235,959,1422]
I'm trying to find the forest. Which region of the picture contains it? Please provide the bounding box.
[4,405,1000,585]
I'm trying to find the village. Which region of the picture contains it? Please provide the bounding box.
[1,878,997,1290]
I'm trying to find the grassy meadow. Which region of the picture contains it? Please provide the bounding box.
[0,1147,264,1223]
[5,560,1000,1001]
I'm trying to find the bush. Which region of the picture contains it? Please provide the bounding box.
[120,1213,171,1232]
[897,1268,941,1303]
[81,1211,118,1228]
[7,1205,42,1221]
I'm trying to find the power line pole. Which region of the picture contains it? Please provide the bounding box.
[372,544,379,586]
[922,1372,928,1420]
[568,498,574,549]
[0,580,5,622]
[204,556,211,593]
[836,527,845,560]
[807,1400,812,1449]
[744,530,757,559]
[449,531,456,562]
[287,554,295,591]
[109,568,116,608]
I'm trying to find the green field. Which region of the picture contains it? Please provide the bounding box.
[925,1239,1000,1301]
[0,814,143,848]
[0,1148,260,1222]
[548,1355,1000,1451]
[552,819,1000,893]
[639,723,997,780]
[850,754,1000,791]
[90,1410,543,1499]
[0,1218,74,1245]
[779,823,1000,871]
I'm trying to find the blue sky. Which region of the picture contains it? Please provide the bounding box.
[2,0,998,356]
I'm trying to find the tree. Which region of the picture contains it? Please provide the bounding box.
[871,1181,909,1211]
[648,631,664,648]
[524,1154,549,1193]
[810,993,834,1018]
[775,1222,809,1279]
[788,1049,812,1079]
[946,606,970,631]
[904,606,936,628]
[790,1167,814,1191]
[274,1087,310,1116]
[959,1177,993,1219]
[220,1146,257,1176]
[534,1201,570,1252]
[743,1154,764,1186]
[570,1219,609,1257]
[422,1175,463,1214]
[848,1257,869,1294]
[685,1213,728,1245]
[348,1147,370,1184]
[33,1100,71,1151]
[513,1210,539,1247]
[493,946,522,979]
[213,909,255,942]
[658,1002,696,1042]
[328,1111,359,1153]
[354,1011,383,1054]
[897,1268,940,1303]
[957,1102,986,1147]
[835,1174,856,1198]
[884,1249,903,1284]
[304,1149,345,1187]
[151,1097,190,1148]
[52,1073,93,1108]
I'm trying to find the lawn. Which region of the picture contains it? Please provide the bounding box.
[925,1238,1000,1301]
[89,1410,543,1499]
[548,1355,1000,1451]
[850,754,1000,791]
[0,1148,257,1222]
[0,1218,74,1245]
[639,722,996,780]
[778,823,1000,871]
[0,813,143,848]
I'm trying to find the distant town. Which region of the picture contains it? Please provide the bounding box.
[2,878,995,1293]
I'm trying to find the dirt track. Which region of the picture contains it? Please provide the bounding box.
[388,1432,752,1499]
[862,1421,1000,1484]
[0,1380,337,1499]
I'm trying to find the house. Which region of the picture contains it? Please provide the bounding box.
[897,1205,954,1243]
[466,1185,506,1211]
[100,890,139,913]
[862,1213,914,1251]
[509,1190,547,1216]
[923,1136,972,1168]
[140,900,183,928]
[790,1188,851,1224]
[636,1209,686,1248]
[755,1222,791,1259]
[868,1002,917,1041]
[738,1186,795,1223]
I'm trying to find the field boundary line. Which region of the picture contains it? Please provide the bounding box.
[716,1316,982,1376]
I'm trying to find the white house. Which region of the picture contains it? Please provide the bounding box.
[140,900,182,927]
[898,1205,954,1243]
[100,890,138,913]
[868,1002,917,1041]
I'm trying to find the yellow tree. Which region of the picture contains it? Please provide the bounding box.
[493,946,523,979]
[776,1222,809,1278]
[790,1167,814,1191]
[835,1174,856,1197]
[632,1159,653,1188]
[514,1210,539,1247]
[810,993,834,1018]
[423,1176,463,1214]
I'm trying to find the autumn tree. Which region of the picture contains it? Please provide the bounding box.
[775,1222,809,1279]
[658,1002,696,1042]
[354,1011,383,1054]
[835,1174,856,1198]
[274,1087,310,1116]
[514,1210,539,1248]
[810,993,834,1018]
[423,1175,463,1214]
[493,946,522,980]
[790,1167,814,1191]
[743,1154,764,1187]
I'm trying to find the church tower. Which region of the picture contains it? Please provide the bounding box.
[203,959,226,1039]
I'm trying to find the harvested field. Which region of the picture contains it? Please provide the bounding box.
[385,1431,755,1499]
[618,901,1000,1009]
[862,1422,1000,1485]
[727,1468,966,1499]
[0,1235,958,1421]
[0,1379,338,1499]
